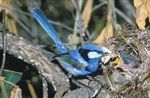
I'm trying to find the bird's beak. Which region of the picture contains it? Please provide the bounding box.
[101,47,112,54]
[101,47,112,64]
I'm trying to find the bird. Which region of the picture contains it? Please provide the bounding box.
[31,8,111,76]
[108,52,140,69]
[119,53,140,69]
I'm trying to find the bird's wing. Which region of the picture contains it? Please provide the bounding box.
[57,57,91,76]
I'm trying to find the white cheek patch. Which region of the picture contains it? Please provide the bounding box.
[88,52,102,59]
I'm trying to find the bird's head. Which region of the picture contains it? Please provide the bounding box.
[79,44,112,60]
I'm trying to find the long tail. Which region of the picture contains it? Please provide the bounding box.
[31,8,68,53]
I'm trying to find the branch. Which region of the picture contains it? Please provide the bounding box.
[0,33,70,91]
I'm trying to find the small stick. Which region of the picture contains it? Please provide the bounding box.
[0,9,6,75]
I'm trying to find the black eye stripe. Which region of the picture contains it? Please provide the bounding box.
[78,49,89,61]
[79,48,103,53]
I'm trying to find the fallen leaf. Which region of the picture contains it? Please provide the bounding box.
[94,0,114,46]
[0,0,11,13]
[0,0,18,36]
[145,0,150,21]
[148,90,150,98]
[134,0,150,30]
[6,16,18,36]
[94,19,113,45]
[10,87,22,98]
[82,0,93,29]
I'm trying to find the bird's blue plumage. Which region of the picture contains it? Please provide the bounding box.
[57,57,91,76]
[31,8,104,76]
[81,44,103,51]
[69,50,88,67]
[31,8,68,53]
[86,58,101,72]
